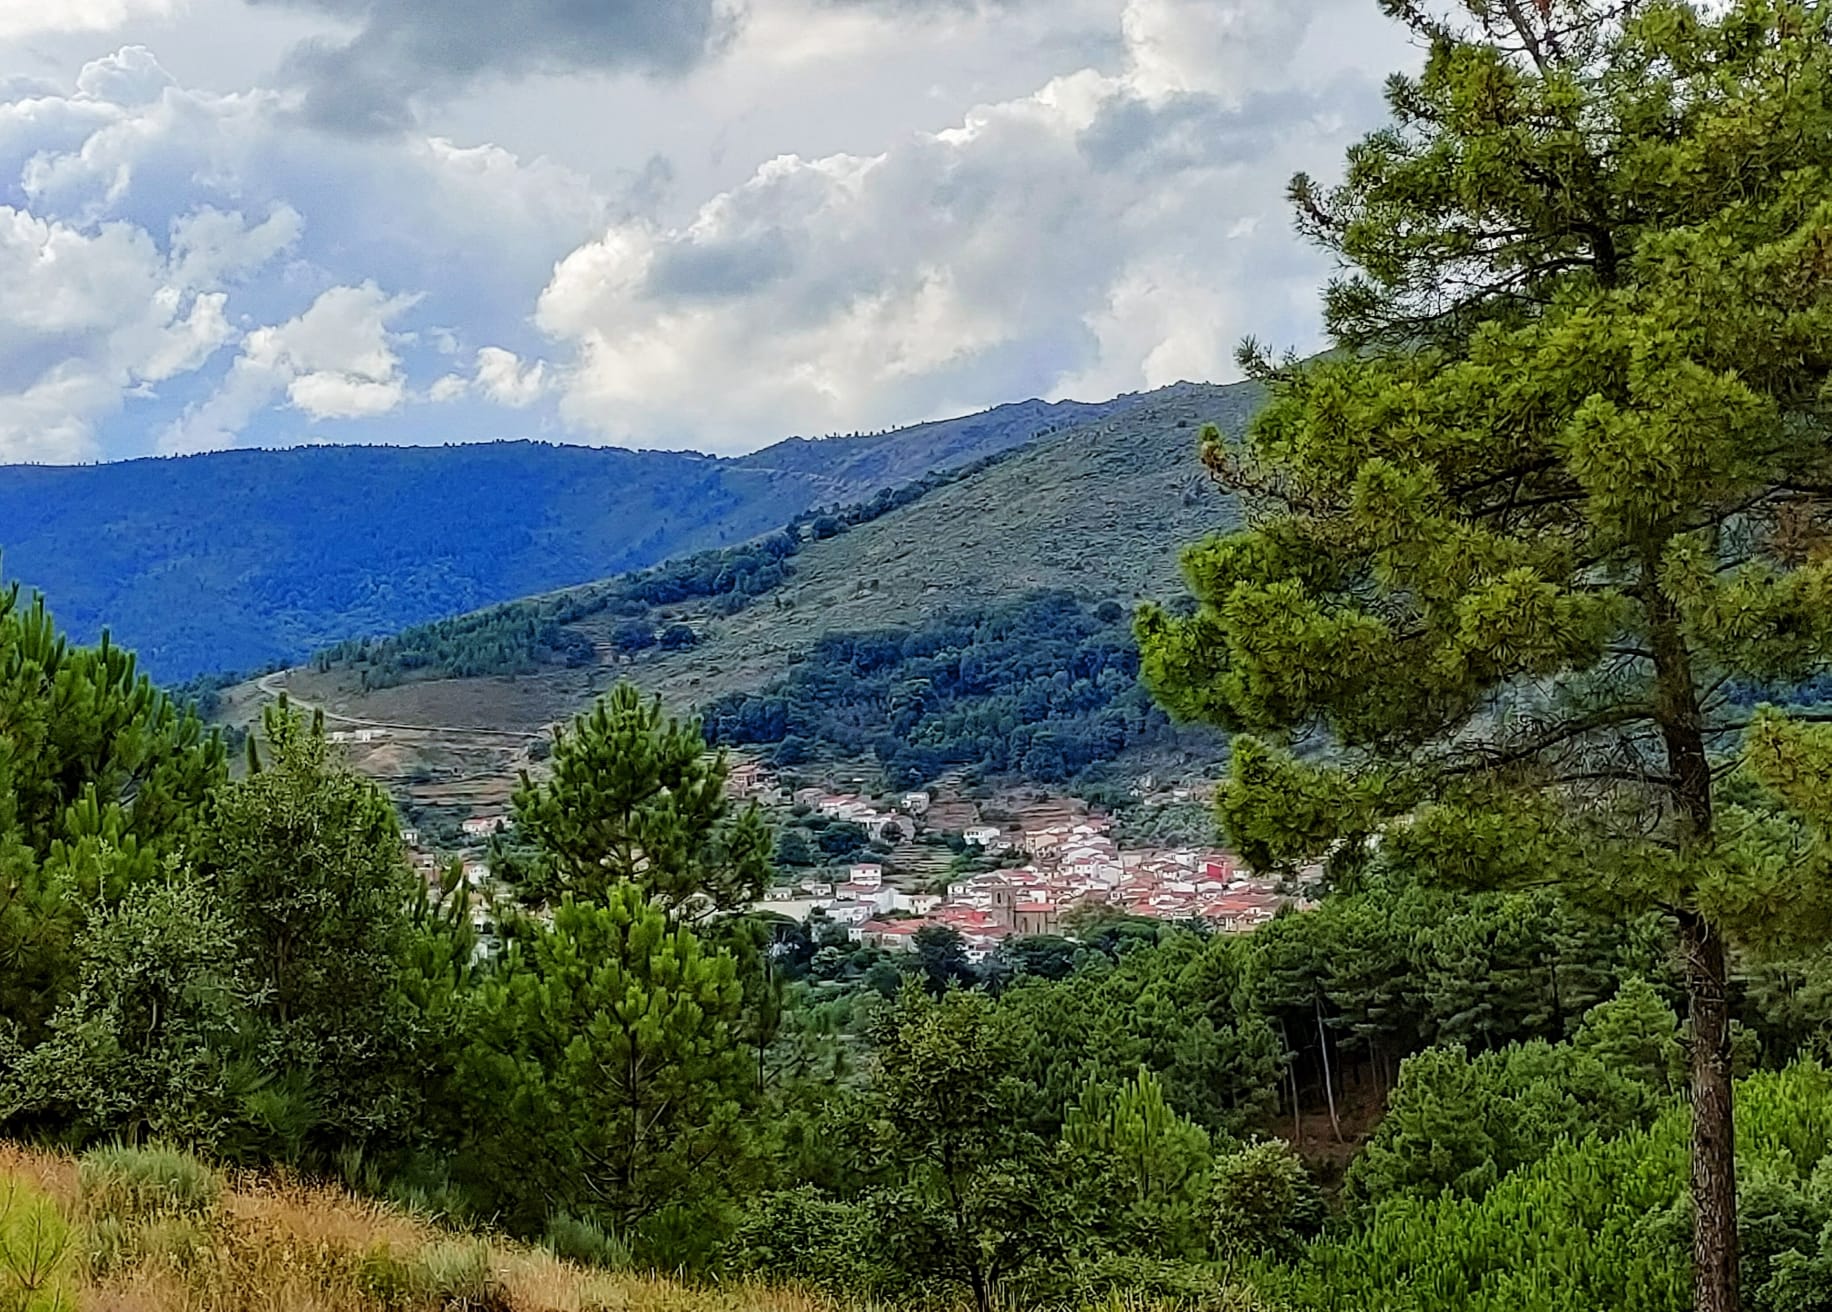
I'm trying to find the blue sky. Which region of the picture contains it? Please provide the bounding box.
[0,0,1415,461]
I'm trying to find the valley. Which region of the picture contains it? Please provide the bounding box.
[228,380,1258,825]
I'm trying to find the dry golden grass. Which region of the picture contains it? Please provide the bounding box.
[0,1143,836,1312]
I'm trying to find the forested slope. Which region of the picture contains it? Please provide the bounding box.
[277,381,1257,783]
[0,395,1131,681]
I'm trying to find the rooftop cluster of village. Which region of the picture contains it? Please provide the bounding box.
[409,757,1303,955]
[734,764,1301,960]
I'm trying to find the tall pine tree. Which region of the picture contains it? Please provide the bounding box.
[0,576,225,1042]
[1138,4,1832,1308]
[512,683,770,920]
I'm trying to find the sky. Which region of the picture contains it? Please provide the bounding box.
[0,0,1418,462]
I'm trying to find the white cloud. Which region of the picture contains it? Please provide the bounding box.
[427,373,469,403]
[162,281,416,451]
[168,203,302,286]
[0,0,182,43]
[474,347,549,408]
[0,0,1417,458]
[0,45,607,457]
[536,0,1402,450]
[0,204,253,459]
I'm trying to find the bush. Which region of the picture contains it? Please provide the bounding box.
[0,1177,75,1311]
[358,1238,502,1311]
[727,1188,875,1291]
[542,1212,631,1269]
[1209,1140,1324,1261]
[79,1143,222,1222]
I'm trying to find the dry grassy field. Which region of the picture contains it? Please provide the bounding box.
[0,1142,833,1312]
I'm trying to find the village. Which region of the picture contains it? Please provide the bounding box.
[407,755,1306,956]
[728,759,1302,960]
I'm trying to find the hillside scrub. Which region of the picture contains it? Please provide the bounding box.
[318,449,1034,692]
[0,1140,831,1312]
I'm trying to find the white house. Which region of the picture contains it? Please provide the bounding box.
[822,901,874,928]
[461,816,508,839]
[849,863,884,889]
[963,825,1003,849]
[901,791,932,814]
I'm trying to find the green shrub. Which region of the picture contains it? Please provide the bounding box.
[1027,1253,1252,1309]
[1272,1063,1832,1312]
[727,1187,873,1290]
[78,1143,221,1223]
[1208,1139,1324,1261]
[357,1239,501,1311]
[541,1212,630,1269]
[0,1177,75,1312]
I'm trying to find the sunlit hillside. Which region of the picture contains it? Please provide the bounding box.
[0,1141,830,1312]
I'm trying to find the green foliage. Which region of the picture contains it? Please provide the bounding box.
[1275,1063,1832,1312]
[1208,1139,1323,1262]
[451,887,748,1242]
[512,683,770,917]
[199,705,420,1160]
[872,987,1060,1312]
[0,1176,74,1312]
[0,580,225,1041]
[1059,1070,1214,1260]
[1575,977,1684,1097]
[540,1211,631,1270]
[78,1142,222,1222]
[725,1187,874,1291]
[9,874,248,1147]
[356,1238,497,1311]
[705,591,1217,790]
[1344,1037,1664,1209]
[1137,4,1832,1301]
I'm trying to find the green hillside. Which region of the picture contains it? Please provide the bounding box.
[605,380,1257,709]
[248,381,1255,802]
[0,396,1132,682]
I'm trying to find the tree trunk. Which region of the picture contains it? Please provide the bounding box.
[1682,910,1738,1312]
[1645,558,1737,1312]
[1315,994,1342,1144]
[1279,1017,1301,1144]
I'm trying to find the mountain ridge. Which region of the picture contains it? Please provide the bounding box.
[247,378,1262,804]
[0,394,1138,680]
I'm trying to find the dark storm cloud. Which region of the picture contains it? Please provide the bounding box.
[249,0,740,134]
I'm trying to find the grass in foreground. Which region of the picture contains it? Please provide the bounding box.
[0,1141,830,1312]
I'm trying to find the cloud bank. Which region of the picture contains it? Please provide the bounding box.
[0,0,1412,461]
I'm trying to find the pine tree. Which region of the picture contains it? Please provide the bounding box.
[0,578,225,1041]
[1137,5,1832,1308]
[512,683,770,920]
[453,887,748,1239]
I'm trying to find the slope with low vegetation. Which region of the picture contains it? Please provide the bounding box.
[0,1140,828,1312]
[260,381,1256,792]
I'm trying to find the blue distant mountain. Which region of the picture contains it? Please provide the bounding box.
[0,396,1133,680]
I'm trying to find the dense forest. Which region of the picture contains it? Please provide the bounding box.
[318,451,1027,691]
[702,591,1220,788]
[0,398,1124,683]
[13,571,1832,1312]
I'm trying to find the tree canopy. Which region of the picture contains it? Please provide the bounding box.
[1139,3,1832,1307]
